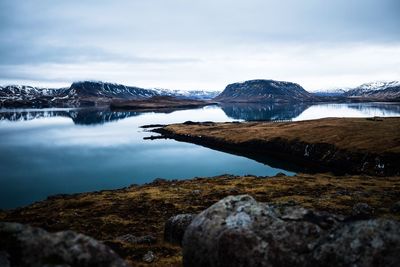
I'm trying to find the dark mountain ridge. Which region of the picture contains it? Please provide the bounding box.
[0,81,219,108]
[2,79,400,108]
[214,79,316,103]
[68,81,160,99]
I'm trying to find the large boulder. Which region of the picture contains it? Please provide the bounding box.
[164,214,196,246]
[182,195,400,267]
[0,222,129,267]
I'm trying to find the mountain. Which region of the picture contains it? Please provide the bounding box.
[68,81,160,99]
[214,79,315,103]
[344,81,400,100]
[156,89,220,100]
[0,85,69,98]
[0,81,220,108]
[312,88,348,97]
[0,85,75,108]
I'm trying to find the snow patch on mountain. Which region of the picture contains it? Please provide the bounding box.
[357,81,400,91]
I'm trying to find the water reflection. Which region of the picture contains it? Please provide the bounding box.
[347,102,400,115]
[0,106,292,209]
[2,102,399,126]
[294,102,400,121]
[0,108,142,125]
[221,103,310,121]
[1,102,400,209]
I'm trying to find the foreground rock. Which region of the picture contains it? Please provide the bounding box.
[0,222,129,267]
[183,195,400,267]
[2,173,399,266]
[164,214,196,246]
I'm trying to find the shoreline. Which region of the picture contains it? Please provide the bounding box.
[151,117,400,176]
[1,117,400,266]
[1,173,400,266]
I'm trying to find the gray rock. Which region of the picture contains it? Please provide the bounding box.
[313,219,400,266]
[391,201,400,213]
[115,234,156,244]
[142,251,156,263]
[352,202,374,218]
[0,222,129,267]
[191,190,202,195]
[182,195,400,267]
[164,214,196,246]
[0,251,10,267]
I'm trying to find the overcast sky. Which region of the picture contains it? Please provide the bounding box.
[0,0,399,91]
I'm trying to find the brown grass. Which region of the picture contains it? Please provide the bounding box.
[164,117,400,154]
[1,173,400,266]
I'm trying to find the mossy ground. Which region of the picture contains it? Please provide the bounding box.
[163,117,400,154]
[1,173,399,266]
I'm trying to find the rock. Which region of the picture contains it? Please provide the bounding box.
[391,201,400,213]
[0,251,10,267]
[191,190,201,195]
[313,219,400,266]
[0,222,129,267]
[164,214,196,246]
[352,202,374,218]
[150,178,168,185]
[115,234,156,244]
[275,172,287,177]
[182,195,400,267]
[142,251,156,263]
[226,188,239,195]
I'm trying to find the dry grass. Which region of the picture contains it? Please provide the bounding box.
[1,173,400,266]
[165,117,400,154]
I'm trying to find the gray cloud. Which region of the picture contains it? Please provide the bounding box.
[0,0,399,89]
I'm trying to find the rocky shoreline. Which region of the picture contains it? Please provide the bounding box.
[1,173,400,266]
[151,118,400,176]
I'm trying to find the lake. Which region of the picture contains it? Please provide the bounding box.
[1,102,400,209]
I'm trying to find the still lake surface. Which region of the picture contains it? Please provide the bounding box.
[1,102,400,209]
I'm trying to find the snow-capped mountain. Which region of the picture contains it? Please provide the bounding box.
[68,81,161,99]
[354,81,400,91]
[0,81,220,108]
[344,81,400,100]
[312,88,348,97]
[0,85,69,99]
[312,81,400,100]
[154,88,220,100]
[68,81,220,100]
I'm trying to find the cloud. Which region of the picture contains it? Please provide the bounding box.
[0,0,399,89]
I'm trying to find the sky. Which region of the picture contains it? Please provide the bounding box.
[0,0,399,91]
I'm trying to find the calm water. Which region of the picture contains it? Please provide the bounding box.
[1,102,400,209]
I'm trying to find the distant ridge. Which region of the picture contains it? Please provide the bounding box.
[0,81,220,108]
[344,81,400,100]
[214,79,315,103]
[1,79,400,108]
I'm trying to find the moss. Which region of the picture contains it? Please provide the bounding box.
[1,173,400,266]
[164,118,400,153]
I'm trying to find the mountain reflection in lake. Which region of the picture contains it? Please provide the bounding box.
[1,102,400,209]
[221,103,310,121]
